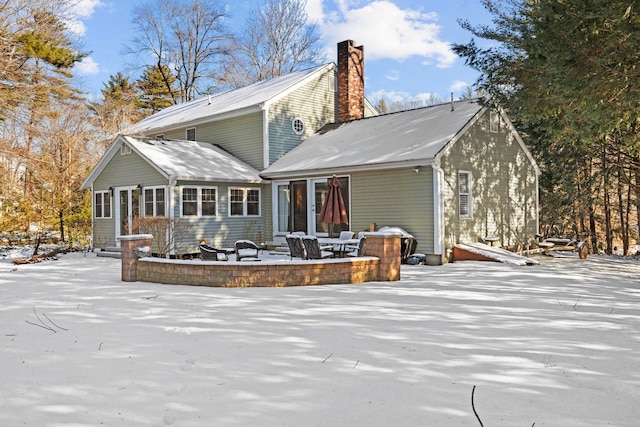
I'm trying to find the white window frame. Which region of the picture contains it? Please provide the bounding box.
[143,186,167,217]
[180,186,218,217]
[120,144,131,155]
[489,111,500,133]
[458,170,472,219]
[94,190,112,219]
[228,187,261,217]
[291,118,305,135]
[186,127,196,141]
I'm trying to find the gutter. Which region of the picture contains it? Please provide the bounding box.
[260,159,435,180]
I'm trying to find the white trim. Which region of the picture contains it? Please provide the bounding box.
[228,187,262,217]
[94,190,112,219]
[263,107,270,169]
[433,166,444,260]
[291,117,305,135]
[458,170,472,219]
[180,186,218,217]
[142,186,168,217]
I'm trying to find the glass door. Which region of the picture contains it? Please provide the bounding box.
[115,186,141,244]
[290,180,307,234]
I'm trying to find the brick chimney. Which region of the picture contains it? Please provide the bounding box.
[337,40,364,122]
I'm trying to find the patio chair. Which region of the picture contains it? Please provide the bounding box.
[345,236,367,257]
[302,236,334,260]
[234,240,260,261]
[285,234,307,260]
[401,237,415,263]
[326,231,355,257]
[199,244,229,261]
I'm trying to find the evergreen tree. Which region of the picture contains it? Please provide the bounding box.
[137,65,177,114]
[454,0,640,253]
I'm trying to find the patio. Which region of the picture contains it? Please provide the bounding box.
[120,232,403,287]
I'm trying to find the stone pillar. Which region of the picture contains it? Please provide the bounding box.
[118,234,153,282]
[364,232,401,281]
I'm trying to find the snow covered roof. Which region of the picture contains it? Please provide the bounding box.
[82,136,264,188]
[125,63,335,135]
[261,99,485,178]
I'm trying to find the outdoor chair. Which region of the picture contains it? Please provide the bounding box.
[327,230,355,257]
[302,236,333,260]
[199,244,229,261]
[285,234,307,260]
[401,237,415,263]
[345,236,367,257]
[286,234,307,259]
[234,240,260,261]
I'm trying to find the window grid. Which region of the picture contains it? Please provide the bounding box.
[94,191,111,219]
[458,171,472,219]
[181,187,217,217]
[229,188,261,217]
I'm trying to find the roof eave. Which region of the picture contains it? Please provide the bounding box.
[261,159,435,180]
[127,104,264,136]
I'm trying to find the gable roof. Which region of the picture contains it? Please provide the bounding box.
[125,63,335,135]
[82,135,264,188]
[261,99,485,178]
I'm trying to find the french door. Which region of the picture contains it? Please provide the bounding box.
[274,177,350,237]
[114,186,141,245]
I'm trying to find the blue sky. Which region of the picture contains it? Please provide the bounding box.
[69,0,491,103]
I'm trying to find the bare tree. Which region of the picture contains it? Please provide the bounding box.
[129,0,232,103]
[219,0,323,89]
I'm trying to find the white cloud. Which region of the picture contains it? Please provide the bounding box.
[64,0,105,36]
[385,70,400,81]
[368,89,410,103]
[450,80,469,93]
[71,0,104,18]
[76,56,100,76]
[316,0,456,68]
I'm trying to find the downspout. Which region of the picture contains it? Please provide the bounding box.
[169,176,176,256]
[432,163,445,263]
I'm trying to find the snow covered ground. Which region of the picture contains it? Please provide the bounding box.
[1,252,639,426]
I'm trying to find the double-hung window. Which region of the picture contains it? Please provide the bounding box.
[144,187,166,217]
[94,190,111,219]
[181,187,217,217]
[229,188,260,216]
[458,171,472,219]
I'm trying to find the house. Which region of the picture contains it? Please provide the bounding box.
[83,40,540,262]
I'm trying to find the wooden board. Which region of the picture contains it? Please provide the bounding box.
[454,242,539,266]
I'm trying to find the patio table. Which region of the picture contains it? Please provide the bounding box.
[318,238,360,258]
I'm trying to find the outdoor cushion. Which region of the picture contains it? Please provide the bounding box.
[234,240,260,261]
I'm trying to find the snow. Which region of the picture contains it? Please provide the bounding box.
[1,252,639,426]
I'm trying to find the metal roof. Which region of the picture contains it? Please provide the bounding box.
[123,136,264,183]
[125,64,334,135]
[261,99,484,177]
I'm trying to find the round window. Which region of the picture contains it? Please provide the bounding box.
[292,118,305,135]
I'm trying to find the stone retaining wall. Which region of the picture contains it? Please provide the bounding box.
[118,233,401,287]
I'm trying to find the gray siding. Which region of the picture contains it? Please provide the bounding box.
[171,181,271,252]
[151,112,265,171]
[268,68,337,165]
[351,169,435,254]
[92,149,168,248]
[440,109,538,249]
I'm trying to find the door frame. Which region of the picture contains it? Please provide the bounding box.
[114,185,141,246]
